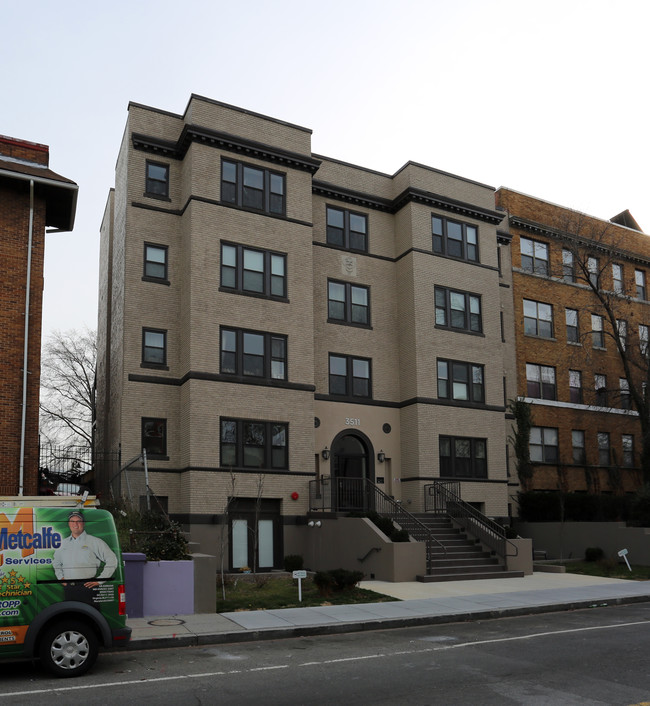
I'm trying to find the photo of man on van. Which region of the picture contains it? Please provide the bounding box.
[52,511,118,604]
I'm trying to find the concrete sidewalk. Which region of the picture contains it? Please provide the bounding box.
[125,572,650,651]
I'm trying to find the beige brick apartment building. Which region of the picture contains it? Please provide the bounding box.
[96,95,514,570]
[0,136,77,496]
[497,188,648,502]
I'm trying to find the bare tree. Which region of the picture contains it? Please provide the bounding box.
[40,327,96,447]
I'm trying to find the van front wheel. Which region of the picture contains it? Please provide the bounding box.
[39,620,98,677]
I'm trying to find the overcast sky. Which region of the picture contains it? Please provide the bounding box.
[3,0,649,342]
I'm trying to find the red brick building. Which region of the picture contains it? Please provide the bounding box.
[497,187,649,502]
[0,136,77,495]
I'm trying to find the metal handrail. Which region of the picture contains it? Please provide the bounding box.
[424,481,518,559]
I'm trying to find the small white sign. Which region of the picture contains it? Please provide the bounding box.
[618,548,632,572]
[292,570,307,579]
[618,548,628,557]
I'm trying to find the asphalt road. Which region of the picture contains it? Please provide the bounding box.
[1,604,650,705]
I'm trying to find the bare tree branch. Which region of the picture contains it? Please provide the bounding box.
[40,327,96,447]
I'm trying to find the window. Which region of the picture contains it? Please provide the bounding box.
[520,237,548,275]
[439,436,487,478]
[145,161,169,197]
[327,206,368,252]
[636,269,646,299]
[620,377,631,409]
[617,319,627,350]
[142,328,167,366]
[144,243,168,281]
[565,308,579,343]
[432,216,479,262]
[221,159,285,215]
[591,314,604,348]
[435,287,482,333]
[529,427,558,463]
[328,280,369,325]
[526,364,556,400]
[587,256,599,288]
[438,360,484,403]
[220,419,287,469]
[221,328,287,381]
[221,243,286,299]
[595,374,607,406]
[572,430,586,464]
[598,432,610,466]
[142,418,167,457]
[622,434,634,467]
[640,324,649,356]
[562,249,575,283]
[612,263,624,293]
[329,354,371,398]
[569,370,582,404]
[523,299,553,338]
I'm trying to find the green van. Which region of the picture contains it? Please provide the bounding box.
[0,498,131,676]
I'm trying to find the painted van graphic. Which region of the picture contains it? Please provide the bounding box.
[0,503,130,676]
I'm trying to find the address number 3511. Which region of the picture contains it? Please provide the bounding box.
[345,417,361,426]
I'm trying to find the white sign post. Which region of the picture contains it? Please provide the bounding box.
[618,548,632,572]
[293,570,307,602]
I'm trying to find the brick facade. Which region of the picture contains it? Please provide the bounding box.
[0,136,77,494]
[497,187,648,500]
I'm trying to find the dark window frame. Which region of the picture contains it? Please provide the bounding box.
[220,418,288,470]
[530,426,558,464]
[220,327,287,382]
[435,286,482,334]
[142,327,167,367]
[565,307,579,343]
[437,359,485,404]
[221,158,286,216]
[327,279,370,326]
[142,417,167,457]
[591,313,605,348]
[572,430,586,464]
[145,160,170,199]
[597,431,611,466]
[432,215,479,263]
[326,205,368,253]
[439,436,487,479]
[636,269,646,300]
[569,369,582,404]
[525,363,556,400]
[622,434,634,468]
[520,237,549,275]
[328,353,372,399]
[221,242,287,300]
[523,299,553,338]
[562,248,575,283]
[143,242,169,282]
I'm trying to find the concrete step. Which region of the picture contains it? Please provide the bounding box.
[429,557,498,569]
[417,570,525,583]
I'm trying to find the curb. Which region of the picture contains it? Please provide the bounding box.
[122,592,650,652]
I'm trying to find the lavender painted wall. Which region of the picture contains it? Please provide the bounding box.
[142,560,194,616]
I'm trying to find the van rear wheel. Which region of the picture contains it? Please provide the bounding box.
[39,620,98,677]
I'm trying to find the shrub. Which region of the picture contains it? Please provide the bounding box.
[106,502,189,561]
[585,546,605,562]
[360,510,410,542]
[313,568,364,596]
[284,554,304,572]
[392,529,410,542]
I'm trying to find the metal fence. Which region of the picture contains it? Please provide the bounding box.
[39,444,121,497]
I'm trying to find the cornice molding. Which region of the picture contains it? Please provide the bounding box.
[132,126,321,174]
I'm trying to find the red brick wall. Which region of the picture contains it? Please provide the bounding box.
[0,181,46,495]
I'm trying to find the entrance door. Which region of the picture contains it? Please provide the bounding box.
[331,434,372,511]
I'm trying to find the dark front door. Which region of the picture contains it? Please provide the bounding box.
[331,434,371,511]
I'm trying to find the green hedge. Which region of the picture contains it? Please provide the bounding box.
[518,491,633,522]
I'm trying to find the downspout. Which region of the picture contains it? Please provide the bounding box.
[19,179,35,496]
